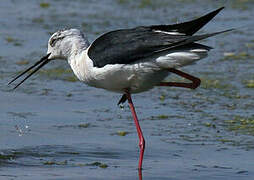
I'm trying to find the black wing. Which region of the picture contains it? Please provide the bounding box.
[88,7,226,68]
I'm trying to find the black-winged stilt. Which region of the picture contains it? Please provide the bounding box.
[9,7,231,172]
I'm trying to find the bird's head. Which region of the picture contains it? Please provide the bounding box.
[47,29,88,60]
[8,28,89,89]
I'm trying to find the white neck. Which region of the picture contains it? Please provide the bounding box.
[66,36,90,61]
[68,48,94,84]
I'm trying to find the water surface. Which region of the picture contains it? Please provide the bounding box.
[1,0,254,179]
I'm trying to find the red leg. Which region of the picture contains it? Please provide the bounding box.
[125,91,145,171]
[138,168,143,180]
[158,68,201,89]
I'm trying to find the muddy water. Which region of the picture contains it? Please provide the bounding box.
[1,0,254,179]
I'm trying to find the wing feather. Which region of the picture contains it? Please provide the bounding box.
[88,7,229,68]
[150,7,224,36]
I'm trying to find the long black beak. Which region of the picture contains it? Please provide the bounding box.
[8,53,51,89]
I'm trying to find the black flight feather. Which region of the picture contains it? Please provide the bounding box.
[150,7,224,36]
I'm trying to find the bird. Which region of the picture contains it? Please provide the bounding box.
[9,7,231,172]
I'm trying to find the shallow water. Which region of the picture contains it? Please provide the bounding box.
[1,0,254,179]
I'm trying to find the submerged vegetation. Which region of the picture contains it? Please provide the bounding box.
[39,2,50,8]
[38,67,78,82]
[53,123,91,129]
[225,116,254,136]
[5,36,22,46]
[201,78,233,90]
[116,131,129,136]
[223,52,254,60]
[86,162,108,168]
[244,80,254,88]
[15,59,29,66]
[43,160,108,168]
[44,160,67,165]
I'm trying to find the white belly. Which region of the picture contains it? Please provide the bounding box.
[87,63,169,93]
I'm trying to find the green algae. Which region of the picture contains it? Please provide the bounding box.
[63,76,78,82]
[225,115,254,135]
[230,0,254,10]
[66,93,72,97]
[43,160,108,168]
[139,0,152,8]
[223,52,254,60]
[204,122,216,129]
[244,80,254,88]
[58,151,80,155]
[39,67,72,76]
[78,123,90,128]
[86,162,108,168]
[44,160,67,165]
[32,17,44,24]
[13,66,78,83]
[149,114,184,120]
[201,78,232,90]
[111,131,129,136]
[151,115,169,120]
[117,131,129,136]
[5,37,15,43]
[0,154,15,160]
[38,67,78,82]
[222,91,250,99]
[5,36,23,46]
[16,59,29,65]
[159,94,166,101]
[98,163,108,168]
[117,0,128,4]
[54,123,91,129]
[245,42,254,49]
[40,2,50,8]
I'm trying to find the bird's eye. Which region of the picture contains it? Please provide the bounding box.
[49,36,64,47]
[50,37,58,47]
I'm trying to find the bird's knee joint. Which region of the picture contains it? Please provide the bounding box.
[191,78,201,89]
[139,138,145,150]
